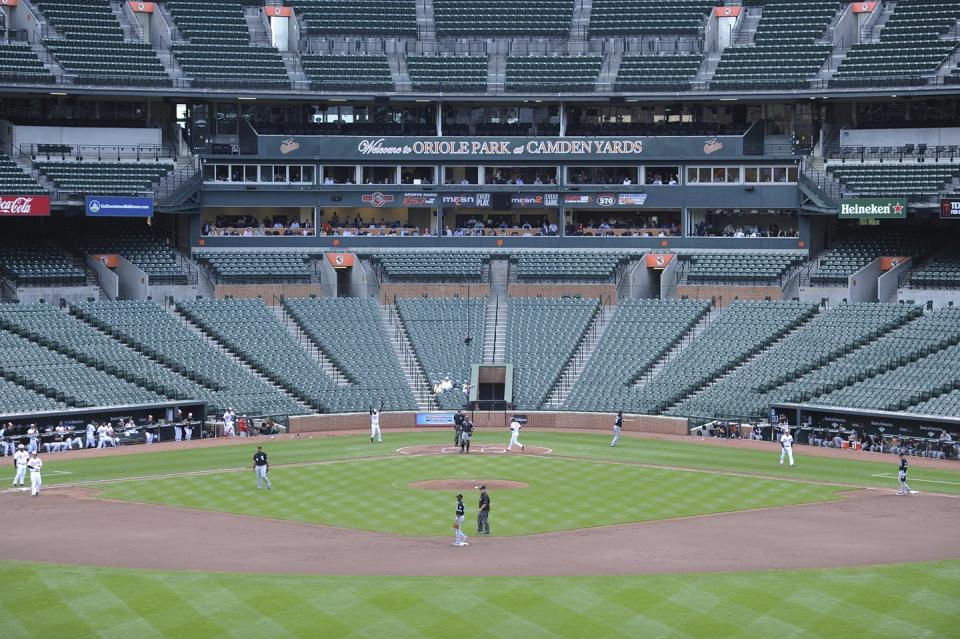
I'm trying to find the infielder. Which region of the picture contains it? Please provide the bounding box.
[611,411,623,447]
[369,406,382,443]
[459,419,473,454]
[253,445,271,490]
[453,494,468,546]
[507,418,524,452]
[779,426,794,466]
[27,451,42,497]
[12,444,28,487]
[897,453,916,495]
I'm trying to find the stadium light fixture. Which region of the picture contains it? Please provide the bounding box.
[49,92,67,96]
[238,97,257,101]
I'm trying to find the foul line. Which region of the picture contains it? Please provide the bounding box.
[870,473,960,486]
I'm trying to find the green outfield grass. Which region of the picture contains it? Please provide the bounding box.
[4,431,959,495]
[1,559,958,638]
[95,454,845,536]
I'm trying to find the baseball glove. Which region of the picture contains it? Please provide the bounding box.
[452,520,459,529]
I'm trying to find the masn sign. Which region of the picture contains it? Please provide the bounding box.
[838,198,907,219]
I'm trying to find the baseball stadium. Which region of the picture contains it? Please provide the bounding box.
[1,0,960,636]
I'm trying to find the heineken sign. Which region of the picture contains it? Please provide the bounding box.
[838,198,907,219]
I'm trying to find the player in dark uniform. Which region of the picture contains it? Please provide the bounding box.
[459,419,474,454]
[453,409,465,445]
[253,445,271,490]
[897,453,915,495]
[477,485,490,535]
[453,494,468,546]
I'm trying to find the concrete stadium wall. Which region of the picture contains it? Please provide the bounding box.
[214,283,323,300]
[878,258,911,303]
[289,411,688,436]
[379,283,491,305]
[849,258,881,303]
[897,288,960,309]
[674,284,783,307]
[507,284,617,304]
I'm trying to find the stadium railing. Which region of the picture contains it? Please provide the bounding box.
[19,143,177,162]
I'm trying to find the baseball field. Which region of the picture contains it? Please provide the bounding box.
[1,430,959,638]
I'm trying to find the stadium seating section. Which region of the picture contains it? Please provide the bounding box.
[831,0,960,87]
[675,302,921,419]
[0,156,46,196]
[680,252,803,285]
[396,298,485,409]
[826,162,960,197]
[510,253,626,282]
[34,0,169,86]
[712,0,837,90]
[435,0,573,36]
[407,56,488,93]
[0,241,86,287]
[909,250,960,289]
[69,225,189,285]
[291,0,417,36]
[564,299,710,412]
[809,235,937,286]
[0,43,55,84]
[614,54,702,92]
[167,0,290,89]
[302,55,393,92]
[367,252,489,282]
[506,56,602,93]
[73,300,305,416]
[506,297,598,409]
[193,252,315,283]
[589,0,714,36]
[283,297,417,411]
[33,161,174,198]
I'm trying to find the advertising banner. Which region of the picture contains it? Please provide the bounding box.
[415,412,456,426]
[0,195,50,216]
[509,193,559,208]
[562,192,651,208]
[838,198,906,219]
[714,6,741,16]
[402,192,438,207]
[264,5,292,17]
[440,193,491,208]
[644,253,674,269]
[128,1,155,12]
[325,253,354,268]
[940,198,960,219]
[852,2,877,13]
[86,196,154,217]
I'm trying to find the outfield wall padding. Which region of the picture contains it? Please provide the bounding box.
[289,411,688,436]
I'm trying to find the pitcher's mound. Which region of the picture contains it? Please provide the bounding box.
[408,479,529,491]
[397,444,551,456]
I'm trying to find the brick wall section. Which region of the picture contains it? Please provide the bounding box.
[214,283,323,300]
[674,284,783,308]
[507,284,617,304]
[289,411,688,436]
[379,284,491,305]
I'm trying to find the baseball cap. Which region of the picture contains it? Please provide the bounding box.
[479,485,486,490]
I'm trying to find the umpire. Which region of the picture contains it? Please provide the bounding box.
[453,409,465,445]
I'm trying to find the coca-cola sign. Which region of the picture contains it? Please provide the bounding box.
[0,196,51,217]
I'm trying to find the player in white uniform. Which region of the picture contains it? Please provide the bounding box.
[26,424,39,454]
[369,407,382,443]
[223,409,235,438]
[12,445,28,487]
[779,427,795,466]
[507,419,524,452]
[27,452,42,497]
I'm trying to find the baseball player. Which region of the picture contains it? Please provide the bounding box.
[222,409,235,438]
[12,444,28,487]
[897,453,917,495]
[507,418,524,452]
[0,423,14,457]
[779,426,794,466]
[459,419,473,454]
[253,445,271,490]
[85,420,96,448]
[453,409,465,445]
[26,424,39,454]
[369,405,382,443]
[27,451,42,497]
[184,413,194,441]
[453,494,468,546]
[611,411,623,447]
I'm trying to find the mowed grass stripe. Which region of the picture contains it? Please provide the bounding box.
[2,560,959,639]
[95,455,843,536]
[2,432,958,496]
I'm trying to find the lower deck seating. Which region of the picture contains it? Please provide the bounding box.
[193,252,314,283]
[506,297,599,409]
[681,252,803,285]
[291,0,418,36]
[70,225,188,285]
[0,241,86,287]
[809,235,937,287]
[589,0,714,36]
[434,0,573,36]
[711,44,831,90]
[909,250,960,289]
[367,252,489,282]
[396,298,485,410]
[172,44,290,89]
[511,253,626,282]
[72,300,305,416]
